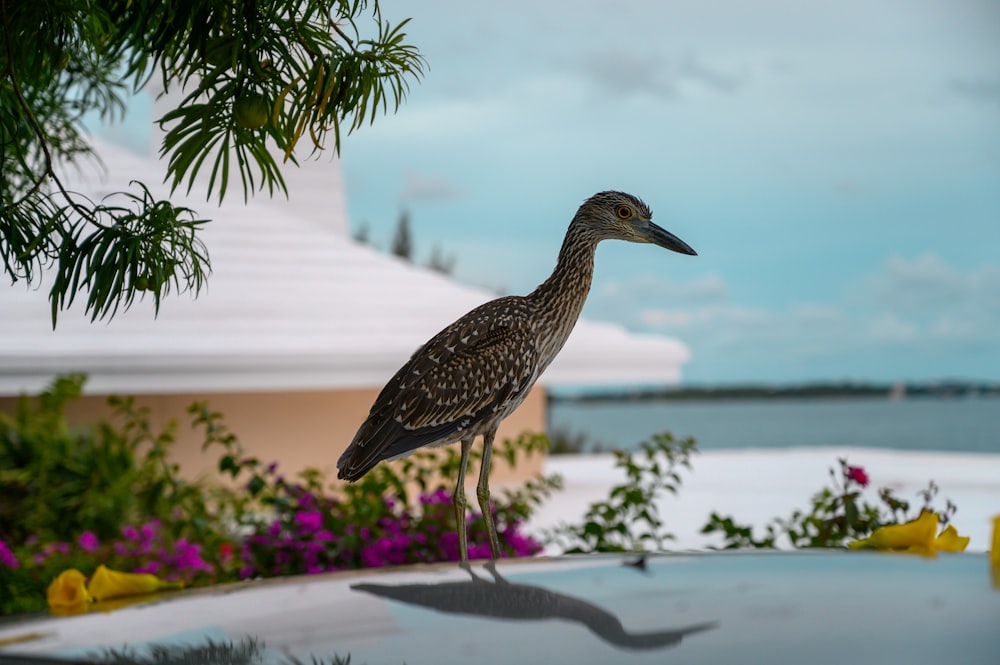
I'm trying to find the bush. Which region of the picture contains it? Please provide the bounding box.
[541,432,959,556]
[547,426,605,455]
[0,378,561,614]
[0,377,243,614]
[701,457,957,549]
[0,375,235,549]
[202,419,562,575]
[545,432,696,553]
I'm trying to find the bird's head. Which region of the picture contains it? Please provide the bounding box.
[576,191,697,256]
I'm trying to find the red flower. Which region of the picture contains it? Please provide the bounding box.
[846,465,869,487]
[219,542,234,559]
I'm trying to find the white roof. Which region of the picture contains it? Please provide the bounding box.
[0,141,690,395]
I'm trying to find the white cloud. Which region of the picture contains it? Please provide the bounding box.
[866,253,969,314]
[867,313,919,342]
[927,317,979,341]
[398,171,464,204]
[576,50,678,99]
[572,50,747,100]
[949,74,1000,105]
[598,272,729,304]
[639,309,692,327]
[677,54,747,94]
[596,253,1000,381]
[862,254,1000,337]
[791,304,846,325]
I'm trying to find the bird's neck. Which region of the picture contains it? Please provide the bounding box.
[527,222,600,364]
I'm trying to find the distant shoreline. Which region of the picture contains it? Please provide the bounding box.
[550,381,1000,403]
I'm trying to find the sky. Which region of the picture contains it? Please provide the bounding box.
[336,0,1000,386]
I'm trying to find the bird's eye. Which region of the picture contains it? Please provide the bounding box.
[616,206,633,220]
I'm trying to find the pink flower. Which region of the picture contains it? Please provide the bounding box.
[133,561,161,574]
[140,521,159,542]
[77,531,100,552]
[294,511,323,533]
[846,465,870,487]
[0,540,18,568]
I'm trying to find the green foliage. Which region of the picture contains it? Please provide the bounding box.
[1,0,423,324]
[0,518,228,615]
[389,208,413,260]
[0,546,100,616]
[547,425,604,455]
[392,429,557,508]
[202,423,561,573]
[46,184,211,323]
[0,375,249,614]
[96,637,353,665]
[352,220,371,244]
[0,376,561,614]
[701,457,957,549]
[426,243,456,275]
[545,432,697,553]
[0,374,128,544]
[0,374,234,547]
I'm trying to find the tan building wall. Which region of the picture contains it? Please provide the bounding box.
[0,385,547,493]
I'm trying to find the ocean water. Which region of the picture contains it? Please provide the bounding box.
[548,396,1000,454]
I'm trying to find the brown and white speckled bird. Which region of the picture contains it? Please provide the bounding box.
[337,191,697,563]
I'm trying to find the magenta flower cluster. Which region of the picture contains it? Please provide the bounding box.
[239,482,543,578]
[0,540,17,569]
[77,531,100,553]
[845,464,870,488]
[112,520,214,581]
[11,520,216,585]
[241,495,339,578]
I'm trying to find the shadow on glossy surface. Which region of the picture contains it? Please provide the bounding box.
[352,560,718,651]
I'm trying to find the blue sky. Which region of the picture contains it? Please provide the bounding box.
[337,0,1000,385]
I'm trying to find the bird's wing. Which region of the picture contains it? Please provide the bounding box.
[337,301,538,480]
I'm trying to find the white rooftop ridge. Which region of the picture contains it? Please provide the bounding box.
[0,140,691,395]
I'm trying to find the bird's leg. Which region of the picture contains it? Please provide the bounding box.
[454,436,474,565]
[477,429,502,559]
[484,559,508,584]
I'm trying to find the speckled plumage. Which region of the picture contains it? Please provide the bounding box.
[337,191,696,562]
[336,299,540,479]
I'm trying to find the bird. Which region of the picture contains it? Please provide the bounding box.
[337,191,697,564]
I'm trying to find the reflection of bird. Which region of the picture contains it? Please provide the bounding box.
[623,554,648,573]
[337,192,697,563]
[353,563,717,651]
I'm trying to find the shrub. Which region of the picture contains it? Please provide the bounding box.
[199,418,562,576]
[701,457,958,549]
[540,432,960,556]
[0,375,236,549]
[0,377,242,614]
[545,432,697,553]
[547,426,604,455]
[2,380,560,614]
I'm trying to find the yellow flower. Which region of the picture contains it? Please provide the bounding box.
[847,510,968,556]
[848,510,937,552]
[88,565,184,602]
[934,524,970,553]
[990,514,999,589]
[46,569,93,611]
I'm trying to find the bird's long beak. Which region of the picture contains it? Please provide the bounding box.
[642,221,697,256]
